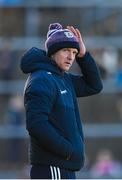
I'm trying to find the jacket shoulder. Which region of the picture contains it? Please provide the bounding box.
[25,70,56,96]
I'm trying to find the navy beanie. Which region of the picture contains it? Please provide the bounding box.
[45,23,80,57]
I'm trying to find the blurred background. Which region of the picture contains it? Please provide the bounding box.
[0,0,122,178]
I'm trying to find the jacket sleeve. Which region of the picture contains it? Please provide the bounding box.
[25,76,73,159]
[69,52,103,97]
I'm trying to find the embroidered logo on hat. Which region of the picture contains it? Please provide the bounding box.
[64,31,74,38]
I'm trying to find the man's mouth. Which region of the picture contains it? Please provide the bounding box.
[65,62,71,66]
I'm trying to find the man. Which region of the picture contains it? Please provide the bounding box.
[20,23,103,179]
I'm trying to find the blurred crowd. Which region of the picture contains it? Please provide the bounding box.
[78,148,122,179]
[0,40,23,80]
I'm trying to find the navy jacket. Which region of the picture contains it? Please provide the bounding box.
[20,47,103,171]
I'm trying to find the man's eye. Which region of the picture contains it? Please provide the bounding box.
[63,49,68,51]
[73,51,77,55]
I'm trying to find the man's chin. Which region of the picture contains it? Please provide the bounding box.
[64,67,70,71]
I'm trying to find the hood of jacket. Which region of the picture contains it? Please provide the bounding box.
[20,47,62,75]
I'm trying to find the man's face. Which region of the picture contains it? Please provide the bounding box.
[51,48,78,72]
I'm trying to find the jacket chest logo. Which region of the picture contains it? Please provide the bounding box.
[60,89,67,94]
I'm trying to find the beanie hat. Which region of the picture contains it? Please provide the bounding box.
[45,23,80,57]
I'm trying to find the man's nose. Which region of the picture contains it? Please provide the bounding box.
[68,52,74,60]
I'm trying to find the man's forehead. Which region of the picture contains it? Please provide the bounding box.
[63,48,78,52]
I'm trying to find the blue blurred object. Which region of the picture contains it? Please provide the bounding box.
[0,0,22,5]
